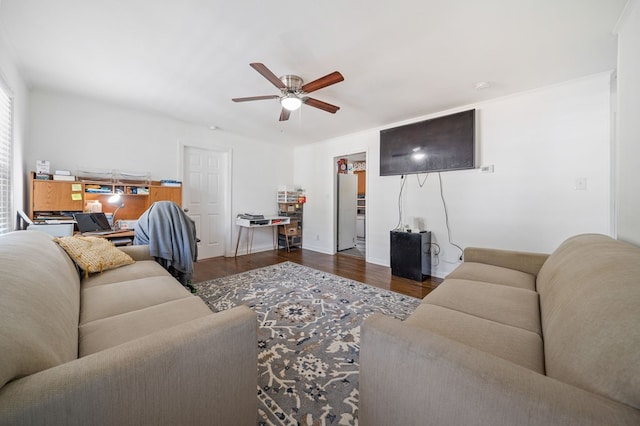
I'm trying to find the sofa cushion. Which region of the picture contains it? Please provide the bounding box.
[82,260,169,288]
[405,304,545,373]
[80,276,193,324]
[445,262,536,291]
[55,236,134,275]
[117,244,154,261]
[536,234,640,410]
[79,297,214,357]
[0,231,81,388]
[423,279,541,336]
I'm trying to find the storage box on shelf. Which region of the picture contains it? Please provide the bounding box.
[75,169,114,182]
[277,185,305,203]
[277,191,300,203]
[29,172,182,223]
[116,171,151,184]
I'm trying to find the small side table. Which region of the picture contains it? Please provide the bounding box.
[390,230,431,281]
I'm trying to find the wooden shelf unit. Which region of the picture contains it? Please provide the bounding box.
[29,172,182,222]
[277,201,303,251]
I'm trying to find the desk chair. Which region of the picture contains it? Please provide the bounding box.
[134,201,198,290]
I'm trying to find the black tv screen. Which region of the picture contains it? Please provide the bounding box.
[379,109,475,176]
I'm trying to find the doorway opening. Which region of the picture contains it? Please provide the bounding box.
[335,152,366,259]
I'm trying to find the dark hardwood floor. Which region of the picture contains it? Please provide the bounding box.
[192,248,442,299]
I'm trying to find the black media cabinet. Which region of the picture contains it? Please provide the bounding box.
[390,230,431,281]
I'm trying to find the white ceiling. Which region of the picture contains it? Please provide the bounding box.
[0,0,628,146]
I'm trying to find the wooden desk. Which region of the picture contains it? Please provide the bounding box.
[101,230,135,238]
[235,216,290,256]
[93,230,135,246]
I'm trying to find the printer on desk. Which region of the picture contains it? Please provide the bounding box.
[239,213,264,220]
[17,210,74,237]
[237,213,269,226]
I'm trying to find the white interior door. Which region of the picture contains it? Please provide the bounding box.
[183,146,227,259]
[337,174,357,251]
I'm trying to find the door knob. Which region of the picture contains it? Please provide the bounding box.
[183,208,189,212]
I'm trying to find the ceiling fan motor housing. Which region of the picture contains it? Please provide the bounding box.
[280,75,303,93]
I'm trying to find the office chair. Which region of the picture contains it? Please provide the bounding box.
[134,201,198,290]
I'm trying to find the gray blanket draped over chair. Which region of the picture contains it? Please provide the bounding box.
[134,201,198,285]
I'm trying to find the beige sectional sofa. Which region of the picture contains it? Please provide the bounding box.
[0,230,257,425]
[360,233,640,425]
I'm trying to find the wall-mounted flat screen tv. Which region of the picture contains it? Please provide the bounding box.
[379,109,475,176]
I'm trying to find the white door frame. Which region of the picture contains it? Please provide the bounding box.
[178,141,234,257]
[332,149,368,258]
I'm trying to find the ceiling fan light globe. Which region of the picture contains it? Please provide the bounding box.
[281,96,302,111]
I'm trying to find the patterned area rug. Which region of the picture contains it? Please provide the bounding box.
[194,261,421,426]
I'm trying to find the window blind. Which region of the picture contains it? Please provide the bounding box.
[0,79,13,234]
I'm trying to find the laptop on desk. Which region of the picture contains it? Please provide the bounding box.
[73,212,130,236]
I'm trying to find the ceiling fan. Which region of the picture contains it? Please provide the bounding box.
[232,63,344,121]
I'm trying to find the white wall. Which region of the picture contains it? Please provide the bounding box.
[26,89,294,255]
[295,73,613,277]
[27,89,203,180]
[0,28,29,226]
[616,0,640,246]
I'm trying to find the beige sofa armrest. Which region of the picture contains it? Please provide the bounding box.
[0,306,257,426]
[117,244,154,261]
[360,314,640,426]
[464,246,549,276]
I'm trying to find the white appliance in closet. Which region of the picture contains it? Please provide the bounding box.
[337,174,357,251]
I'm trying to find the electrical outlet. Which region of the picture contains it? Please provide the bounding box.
[574,177,587,190]
[316,234,320,241]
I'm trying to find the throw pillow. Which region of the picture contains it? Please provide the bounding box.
[55,236,135,276]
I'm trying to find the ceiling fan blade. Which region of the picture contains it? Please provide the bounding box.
[250,63,286,89]
[232,95,279,102]
[301,71,344,93]
[303,97,340,114]
[279,108,291,121]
